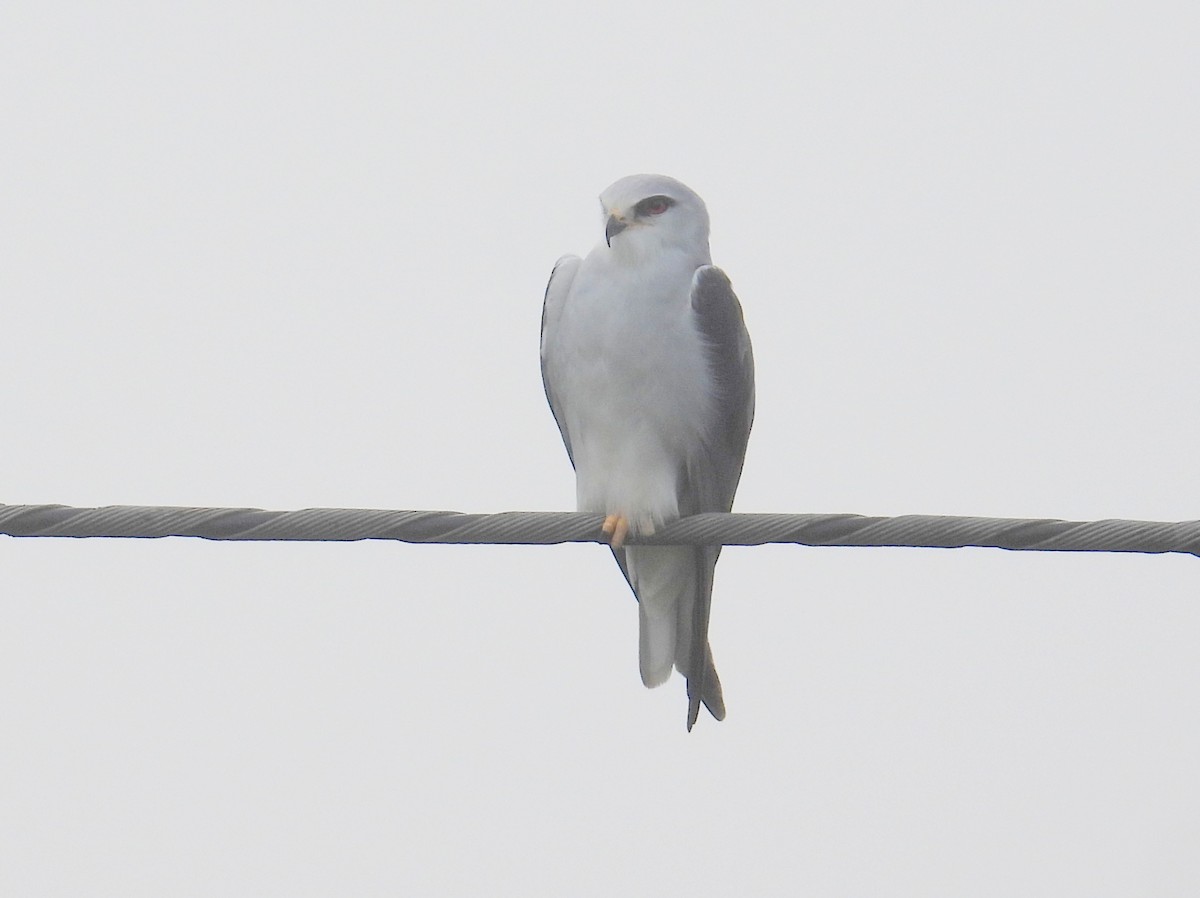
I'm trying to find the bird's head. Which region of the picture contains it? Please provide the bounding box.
[598,174,711,263]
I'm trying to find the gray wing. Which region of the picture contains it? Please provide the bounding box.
[540,254,582,466]
[684,264,756,518]
[679,264,755,728]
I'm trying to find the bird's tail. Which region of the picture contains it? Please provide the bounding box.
[688,642,725,728]
[628,545,725,729]
[679,545,724,730]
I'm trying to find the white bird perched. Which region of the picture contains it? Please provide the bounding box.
[540,174,755,730]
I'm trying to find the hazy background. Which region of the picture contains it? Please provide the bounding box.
[3,2,1198,894]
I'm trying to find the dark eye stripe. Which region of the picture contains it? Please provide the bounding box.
[634,195,675,217]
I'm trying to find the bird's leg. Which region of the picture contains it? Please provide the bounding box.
[601,514,630,549]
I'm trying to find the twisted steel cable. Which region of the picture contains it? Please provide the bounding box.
[2,504,1198,556]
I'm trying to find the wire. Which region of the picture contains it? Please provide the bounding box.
[2,504,1197,556]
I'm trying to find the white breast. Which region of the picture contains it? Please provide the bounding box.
[548,247,713,535]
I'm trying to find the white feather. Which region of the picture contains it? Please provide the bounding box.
[630,546,696,686]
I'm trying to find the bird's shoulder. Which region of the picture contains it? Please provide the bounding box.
[690,265,751,351]
[690,264,735,310]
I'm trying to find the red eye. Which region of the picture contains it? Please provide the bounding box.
[634,195,675,217]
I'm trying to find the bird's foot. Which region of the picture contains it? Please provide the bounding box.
[601,514,630,549]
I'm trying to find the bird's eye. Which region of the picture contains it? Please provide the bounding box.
[636,196,674,217]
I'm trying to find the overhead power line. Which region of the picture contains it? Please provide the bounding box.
[1,504,1197,557]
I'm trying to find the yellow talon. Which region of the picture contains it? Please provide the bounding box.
[601,514,630,549]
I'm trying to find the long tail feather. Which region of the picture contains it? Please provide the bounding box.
[625,544,726,730]
[685,546,719,731]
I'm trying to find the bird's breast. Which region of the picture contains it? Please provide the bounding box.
[551,258,715,531]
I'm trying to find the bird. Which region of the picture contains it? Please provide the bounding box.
[540,174,755,730]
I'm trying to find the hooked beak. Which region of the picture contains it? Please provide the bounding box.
[605,214,628,247]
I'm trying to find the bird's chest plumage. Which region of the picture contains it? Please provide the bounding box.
[552,256,714,531]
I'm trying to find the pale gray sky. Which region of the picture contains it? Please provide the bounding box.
[3,2,1198,895]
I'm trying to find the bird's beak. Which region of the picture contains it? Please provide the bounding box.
[605,214,628,247]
